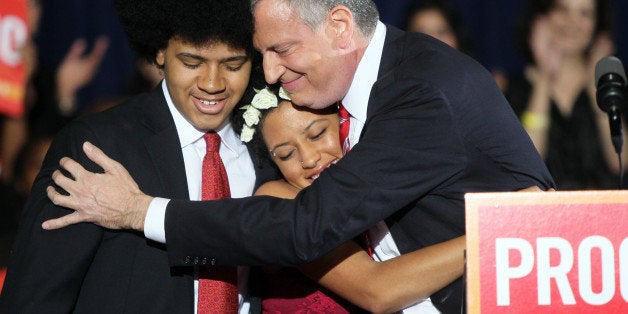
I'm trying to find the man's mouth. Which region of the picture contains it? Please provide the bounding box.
[194,95,226,115]
[281,75,303,92]
[199,99,219,106]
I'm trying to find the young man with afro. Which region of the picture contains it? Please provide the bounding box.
[0,0,279,312]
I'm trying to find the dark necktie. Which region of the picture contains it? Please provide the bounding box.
[197,132,238,314]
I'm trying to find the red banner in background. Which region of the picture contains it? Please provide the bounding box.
[466,191,628,314]
[0,0,29,118]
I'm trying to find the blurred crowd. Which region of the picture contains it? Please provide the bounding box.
[1,0,627,291]
[391,0,628,189]
[0,0,162,287]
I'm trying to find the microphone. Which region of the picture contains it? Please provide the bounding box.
[595,56,627,154]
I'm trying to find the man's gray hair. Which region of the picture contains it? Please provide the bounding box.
[251,0,379,36]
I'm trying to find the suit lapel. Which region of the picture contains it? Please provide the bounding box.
[377,26,405,83]
[140,87,190,200]
[363,26,407,130]
[366,26,414,252]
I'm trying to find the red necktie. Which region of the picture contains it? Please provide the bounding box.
[338,102,351,154]
[338,103,373,257]
[197,132,238,314]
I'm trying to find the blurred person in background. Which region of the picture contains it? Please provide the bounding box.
[33,0,134,113]
[1,0,109,184]
[403,0,508,91]
[505,0,626,190]
[404,0,463,51]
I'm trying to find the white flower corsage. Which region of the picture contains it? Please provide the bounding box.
[240,86,291,142]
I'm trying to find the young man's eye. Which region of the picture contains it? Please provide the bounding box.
[225,64,244,71]
[183,62,201,69]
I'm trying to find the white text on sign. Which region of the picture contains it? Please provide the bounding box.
[495,236,628,306]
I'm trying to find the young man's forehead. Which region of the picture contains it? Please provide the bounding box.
[172,36,248,51]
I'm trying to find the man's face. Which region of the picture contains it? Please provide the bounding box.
[157,38,252,131]
[253,0,355,109]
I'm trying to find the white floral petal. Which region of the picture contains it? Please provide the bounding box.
[252,87,278,109]
[279,87,291,101]
[240,124,255,142]
[243,107,261,126]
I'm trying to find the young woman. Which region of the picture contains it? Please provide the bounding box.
[506,0,626,190]
[237,85,465,313]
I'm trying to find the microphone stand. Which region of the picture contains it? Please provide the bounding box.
[607,107,624,189]
[608,106,623,154]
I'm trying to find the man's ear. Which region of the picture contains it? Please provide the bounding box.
[326,6,354,49]
[156,49,166,67]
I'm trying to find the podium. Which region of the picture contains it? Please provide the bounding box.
[465,191,628,313]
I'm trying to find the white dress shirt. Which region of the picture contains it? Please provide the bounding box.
[144,81,255,313]
[341,21,438,313]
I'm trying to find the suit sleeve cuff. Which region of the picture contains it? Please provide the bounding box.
[144,197,170,243]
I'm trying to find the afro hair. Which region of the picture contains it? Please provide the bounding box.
[114,0,255,66]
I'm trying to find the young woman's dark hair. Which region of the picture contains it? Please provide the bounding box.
[229,61,273,164]
[232,81,338,165]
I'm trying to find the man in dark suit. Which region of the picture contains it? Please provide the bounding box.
[42,0,554,312]
[0,0,278,312]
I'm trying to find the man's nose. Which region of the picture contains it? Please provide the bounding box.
[198,66,226,93]
[263,53,284,84]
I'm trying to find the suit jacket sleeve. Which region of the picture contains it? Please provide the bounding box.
[0,120,105,312]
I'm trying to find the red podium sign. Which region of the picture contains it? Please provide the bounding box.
[466,191,628,313]
[0,0,28,118]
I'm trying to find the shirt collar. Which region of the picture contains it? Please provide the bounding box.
[162,80,242,154]
[342,21,386,123]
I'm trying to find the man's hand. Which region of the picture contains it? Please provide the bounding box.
[43,142,153,231]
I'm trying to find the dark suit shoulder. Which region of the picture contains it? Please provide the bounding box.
[384,29,553,187]
[75,90,166,128]
[381,26,492,92]
[1,87,194,313]
[56,90,174,158]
